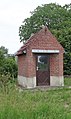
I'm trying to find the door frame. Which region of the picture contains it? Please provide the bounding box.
[35,53,50,86]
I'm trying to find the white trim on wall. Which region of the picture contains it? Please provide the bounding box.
[32,49,59,53]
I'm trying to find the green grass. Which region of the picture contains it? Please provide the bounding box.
[0,78,71,119]
[64,77,71,86]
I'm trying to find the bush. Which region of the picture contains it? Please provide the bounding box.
[0,73,16,93]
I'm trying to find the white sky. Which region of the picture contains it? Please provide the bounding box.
[0,0,71,54]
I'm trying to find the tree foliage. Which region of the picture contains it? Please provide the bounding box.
[19,3,71,75]
[0,46,18,78]
[0,46,8,55]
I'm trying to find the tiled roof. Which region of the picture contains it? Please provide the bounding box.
[16,26,64,56]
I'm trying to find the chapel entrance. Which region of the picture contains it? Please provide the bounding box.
[36,54,50,86]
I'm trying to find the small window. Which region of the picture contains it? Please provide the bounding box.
[37,55,48,71]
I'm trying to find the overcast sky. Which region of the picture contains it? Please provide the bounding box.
[0,0,71,54]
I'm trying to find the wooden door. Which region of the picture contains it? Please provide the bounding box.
[36,54,50,86]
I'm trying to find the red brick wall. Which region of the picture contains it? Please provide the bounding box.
[18,55,27,77]
[26,48,36,77]
[27,28,64,53]
[59,53,63,76]
[24,48,63,78]
[18,50,36,77]
[18,49,63,78]
[50,54,59,76]
[50,53,63,76]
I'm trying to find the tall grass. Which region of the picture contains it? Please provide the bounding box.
[0,77,71,119]
[64,77,71,86]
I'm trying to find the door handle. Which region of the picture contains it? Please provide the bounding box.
[37,66,38,70]
[37,67,40,70]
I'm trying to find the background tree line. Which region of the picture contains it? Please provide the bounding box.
[19,3,71,75]
[0,46,18,78]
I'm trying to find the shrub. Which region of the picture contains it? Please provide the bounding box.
[0,73,16,93]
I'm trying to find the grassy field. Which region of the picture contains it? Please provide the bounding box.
[0,78,71,119]
[64,77,71,86]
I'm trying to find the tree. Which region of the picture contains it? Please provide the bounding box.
[0,46,18,78]
[3,58,18,78]
[19,3,71,42]
[19,3,71,75]
[0,50,5,74]
[0,46,8,55]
